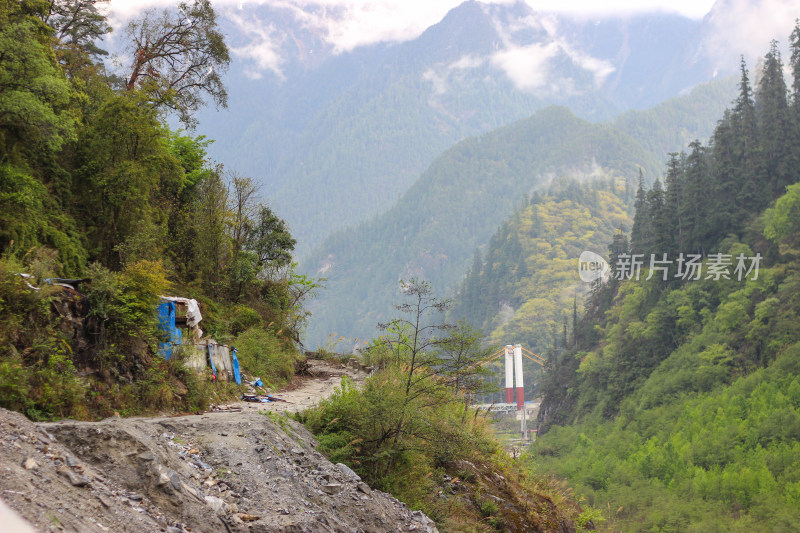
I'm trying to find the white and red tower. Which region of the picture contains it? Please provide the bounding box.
[504,345,514,404]
[514,344,524,410]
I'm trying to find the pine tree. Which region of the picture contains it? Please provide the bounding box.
[647,179,669,256]
[788,20,800,188]
[709,110,741,238]
[630,169,651,255]
[790,20,800,108]
[530,205,544,237]
[607,232,629,289]
[453,249,483,324]
[733,57,763,211]
[681,141,710,253]
[663,153,684,255]
[572,294,578,348]
[624,174,632,205]
[755,41,791,199]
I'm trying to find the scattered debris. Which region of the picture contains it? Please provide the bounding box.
[210,405,242,413]
[241,394,288,403]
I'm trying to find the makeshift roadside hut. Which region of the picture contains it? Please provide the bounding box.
[157,297,241,384]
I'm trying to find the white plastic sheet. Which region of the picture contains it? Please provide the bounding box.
[160,296,203,338]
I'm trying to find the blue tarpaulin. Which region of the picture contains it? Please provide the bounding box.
[207,343,218,378]
[157,301,181,359]
[231,348,242,385]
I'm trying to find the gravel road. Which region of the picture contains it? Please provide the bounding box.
[0,358,440,533]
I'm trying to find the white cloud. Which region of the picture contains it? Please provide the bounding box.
[449,55,485,71]
[226,12,286,79]
[423,54,486,96]
[529,0,713,18]
[422,67,448,95]
[106,0,717,79]
[491,42,561,91]
[309,1,453,53]
[487,10,614,94]
[419,6,616,97]
[703,0,798,70]
[564,46,616,87]
[107,1,719,51]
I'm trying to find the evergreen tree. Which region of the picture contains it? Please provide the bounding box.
[663,152,684,255]
[681,141,710,253]
[755,41,791,199]
[789,21,800,188]
[572,293,578,348]
[459,249,484,325]
[630,169,650,255]
[790,20,800,108]
[647,179,669,256]
[709,110,741,238]
[732,57,762,211]
[530,205,543,237]
[624,174,632,205]
[607,231,629,291]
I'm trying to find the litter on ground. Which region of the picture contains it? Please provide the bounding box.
[241,394,288,403]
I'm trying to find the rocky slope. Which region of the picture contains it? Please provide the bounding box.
[0,361,437,533]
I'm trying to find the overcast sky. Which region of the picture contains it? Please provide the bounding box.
[106,0,798,82]
[108,0,720,43]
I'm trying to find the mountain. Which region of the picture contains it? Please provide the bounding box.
[302,105,655,347]
[449,177,633,402]
[612,75,738,158]
[195,1,729,254]
[527,33,800,529]
[301,77,737,348]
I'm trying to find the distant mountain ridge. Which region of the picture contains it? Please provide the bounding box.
[195,1,731,254]
[302,105,654,346]
[301,77,737,347]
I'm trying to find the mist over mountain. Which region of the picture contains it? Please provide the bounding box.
[178,0,796,348]
[194,0,734,254]
[300,75,737,347]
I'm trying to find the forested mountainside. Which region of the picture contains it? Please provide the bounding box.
[303,78,737,348]
[0,0,307,420]
[195,0,728,254]
[612,75,738,159]
[303,106,655,347]
[526,32,800,531]
[449,177,633,401]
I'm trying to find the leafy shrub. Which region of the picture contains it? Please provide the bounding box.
[234,327,298,388]
[229,305,262,335]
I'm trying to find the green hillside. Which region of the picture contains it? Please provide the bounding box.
[303,106,657,347]
[613,75,738,163]
[450,177,633,401]
[525,34,800,531]
[0,1,307,420]
[303,75,738,348]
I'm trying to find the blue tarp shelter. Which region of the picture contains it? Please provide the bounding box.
[157,298,239,382]
[231,348,242,385]
[157,301,182,359]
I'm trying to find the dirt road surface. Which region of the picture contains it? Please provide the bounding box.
[231,358,364,414]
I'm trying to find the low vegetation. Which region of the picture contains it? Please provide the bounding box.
[300,281,581,531]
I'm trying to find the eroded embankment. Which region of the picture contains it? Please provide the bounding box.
[0,360,438,533]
